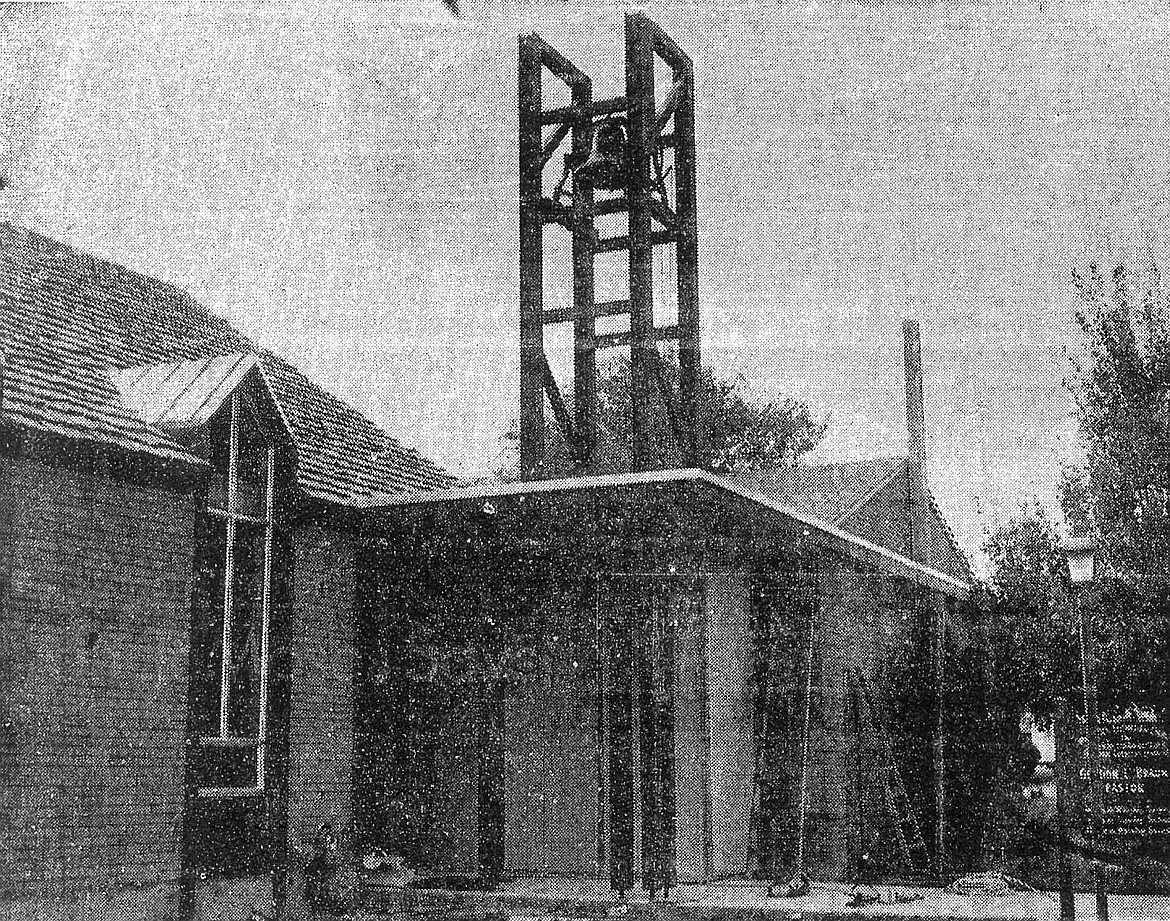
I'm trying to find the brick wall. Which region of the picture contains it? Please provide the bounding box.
[284,524,356,892]
[0,446,197,917]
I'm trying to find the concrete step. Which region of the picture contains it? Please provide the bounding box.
[358,881,1046,921]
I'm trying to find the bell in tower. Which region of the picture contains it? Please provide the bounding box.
[574,119,628,192]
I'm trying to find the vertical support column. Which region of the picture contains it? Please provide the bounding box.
[519,37,545,477]
[625,15,656,473]
[571,81,598,469]
[673,61,701,468]
[928,589,946,879]
[638,583,677,896]
[478,678,506,885]
[607,587,635,894]
[903,318,927,470]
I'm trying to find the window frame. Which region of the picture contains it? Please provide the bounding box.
[195,390,277,799]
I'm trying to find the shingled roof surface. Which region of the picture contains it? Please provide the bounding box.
[0,223,453,503]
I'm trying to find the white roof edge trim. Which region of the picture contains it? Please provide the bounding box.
[362,467,971,596]
[253,360,297,442]
[698,470,971,595]
[110,352,296,444]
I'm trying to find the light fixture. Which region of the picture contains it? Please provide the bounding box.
[1063,535,1096,585]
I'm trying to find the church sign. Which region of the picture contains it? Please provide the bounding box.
[1091,705,1170,839]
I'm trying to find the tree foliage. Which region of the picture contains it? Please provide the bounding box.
[987,264,1170,717]
[1069,264,1170,586]
[1064,263,1170,704]
[982,504,1076,726]
[501,355,827,477]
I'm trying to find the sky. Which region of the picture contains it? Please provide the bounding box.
[3,0,1169,569]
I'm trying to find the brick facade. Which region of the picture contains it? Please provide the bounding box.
[0,439,367,919]
[283,523,357,909]
[0,443,197,918]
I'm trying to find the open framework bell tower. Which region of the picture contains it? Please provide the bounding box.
[518,12,701,477]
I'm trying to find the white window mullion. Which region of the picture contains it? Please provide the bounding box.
[256,445,275,788]
[220,393,240,737]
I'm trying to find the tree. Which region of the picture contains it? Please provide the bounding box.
[1069,264,1170,586]
[983,505,1076,727]
[1064,263,1170,704]
[972,265,1170,886]
[500,356,827,477]
[976,506,1073,879]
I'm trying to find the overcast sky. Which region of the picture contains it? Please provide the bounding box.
[4,0,1168,568]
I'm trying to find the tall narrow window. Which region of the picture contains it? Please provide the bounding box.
[191,390,277,796]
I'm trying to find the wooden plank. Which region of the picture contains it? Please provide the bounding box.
[518,36,546,477]
[537,197,574,228]
[539,350,579,460]
[654,79,684,136]
[544,299,629,325]
[648,196,678,231]
[647,348,681,447]
[537,123,572,174]
[633,11,692,72]
[596,325,681,351]
[542,95,628,125]
[596,196,630,217]
[596,230,676,253]
[534,36,590,88]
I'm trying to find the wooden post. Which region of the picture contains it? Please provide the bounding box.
[930,590,947,878]
[571,80,598,468]
[625,15,656,473]
[518,36,546,477]
[903,318,927,469]
[637,583,677,897]
[672,60,701,468]
[902,319,945,876]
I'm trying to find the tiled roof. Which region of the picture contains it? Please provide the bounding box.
[724,456,908,528]
[0,223,454,503]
